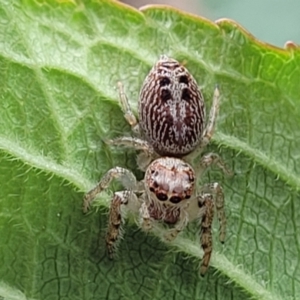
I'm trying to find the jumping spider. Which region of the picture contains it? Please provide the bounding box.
[83,55,231,275]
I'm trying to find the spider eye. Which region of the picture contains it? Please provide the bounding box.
[170,196,182,204]
[153,181,159,188]
[156,192,168,201]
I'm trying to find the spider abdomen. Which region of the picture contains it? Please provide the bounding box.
[139,55,205,156]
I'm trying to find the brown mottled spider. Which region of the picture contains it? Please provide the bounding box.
[83,55,231,275]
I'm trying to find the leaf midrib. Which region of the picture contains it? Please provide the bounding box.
[0,123,298,194]
[0,130,292,300]
[172,236,280,300]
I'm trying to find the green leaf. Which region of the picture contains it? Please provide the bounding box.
[0,0,299,299]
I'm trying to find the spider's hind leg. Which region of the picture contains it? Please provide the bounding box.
[117,81,139,133]
[185,87,221,162]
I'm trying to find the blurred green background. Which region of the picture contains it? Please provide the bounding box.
[123,0,300,47]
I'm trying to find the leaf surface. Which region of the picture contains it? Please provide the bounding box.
[0,1,299,299]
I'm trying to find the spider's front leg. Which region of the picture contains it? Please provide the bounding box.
[83,166,143,257]
[197,193,215,276]
[106,191,129,257]
[200,182,226,243]
[83,166,138,212]
[106,190,140,257]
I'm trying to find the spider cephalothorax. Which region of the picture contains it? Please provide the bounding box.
[145,157,195,205]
